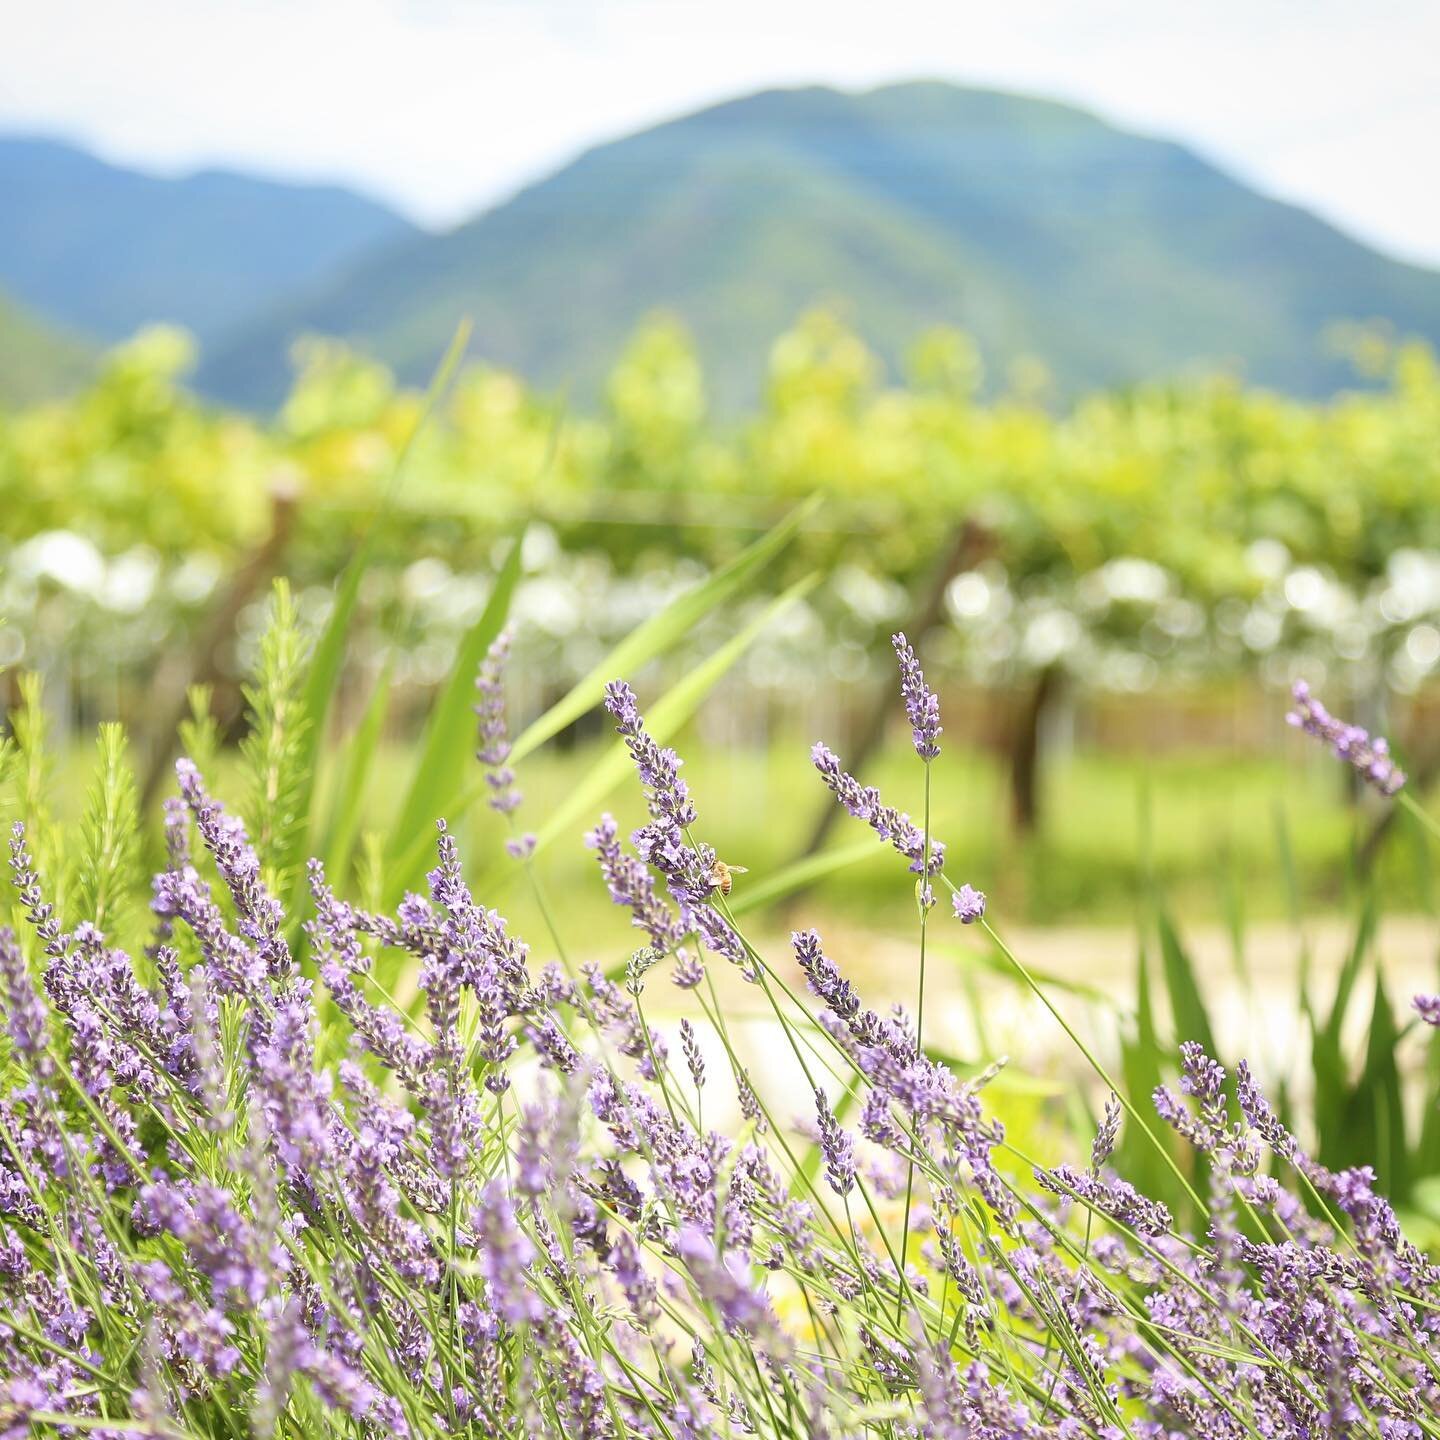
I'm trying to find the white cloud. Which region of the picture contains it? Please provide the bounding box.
[4,0,1438,264]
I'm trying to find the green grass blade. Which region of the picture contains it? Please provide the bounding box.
[386,530,525,893]
[508,494,820,765]
[1311,889,1377,1169]
[1154,903,1217,1060]
[727,839,878,916]
[284,322,472,922]
[527,575,819,855]
[939,938,1113,1006]
[1321,889,1376,1053]
[1118,938,1182,1214]
[1359,971,1408,1196]
[321,660,393,891]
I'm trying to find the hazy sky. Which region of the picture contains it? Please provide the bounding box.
[5,0,1439,264]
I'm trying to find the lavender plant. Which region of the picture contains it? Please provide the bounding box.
[1,632,1439,1439]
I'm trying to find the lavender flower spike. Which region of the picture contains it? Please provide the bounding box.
[476,628,523,816]
[952,885,985,924]
[892,631,941,760]
[814,1088,856,1197]
[1416,994,1440,1027]
[0,926,50,1071]
[810,742,945,877]
[1287,680,1406,796]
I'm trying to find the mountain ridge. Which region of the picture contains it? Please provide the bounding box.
[0,134,419,348]
[199,80,1440,410]
[7,83,1440,412]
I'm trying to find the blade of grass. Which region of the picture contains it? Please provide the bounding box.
[508,493,820,765]
[283,322,472,922]
[1312,889,1377,1171]
[727,839,878,916]
[1154,903,1217,1060]
[1118,938,1179,1212]
[1359,970,1408,1196]
[385,529,525,897]
[528,575,819,855]
[392,504,822,887]
[321,659,393,890]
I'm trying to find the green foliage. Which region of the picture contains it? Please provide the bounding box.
[179,685,221,780]
[2,509,1439,1436]
[386,532,524,893]
[76,722,140,936]
[0,286,94,406]
[1154,905,1217,1063]
[10,306,1440,744]
[240,580,310,888]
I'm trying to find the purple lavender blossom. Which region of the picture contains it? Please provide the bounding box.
[814,1088,856,1197]
[9,822,68,964]
[175,759,292,977]
[892,631,942,760]
[810,742,945,876]
[792,929,859,1021]
[1416,994,1440,1027]
[1035,1163,1171,1237]
[1287,680,1406,795]
[586,813,687,952]
[1154,1041,1230,1156]
[473,1180,543,1325]
[679,1018,706,1092]
[1091,1093,1122,1172]
[476,628,523,816]
[604,680,696,841]
[0,927,50,1072]
[672,950,706,989]
[603,682,748,972]
[673,1226,776,1339]
[952,884,986,924]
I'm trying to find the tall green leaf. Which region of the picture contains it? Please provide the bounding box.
[1118,939,1181,1215]
[509,494,819,765]
[284,323,473,919]
[1311,890,1377,1167]
[527,575,819,855]
[1154,904,1217,1061]
[727,839,878,917]
[321,660,393,891]
[76,723,141,940]
[1358,972,1408,1196]
[384,534,525,898]
[388,502,819,895]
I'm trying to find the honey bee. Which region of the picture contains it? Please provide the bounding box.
[709,858,749,896]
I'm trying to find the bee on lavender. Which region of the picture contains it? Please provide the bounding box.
[709,858,748,896]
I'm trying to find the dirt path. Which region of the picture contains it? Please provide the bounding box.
[654,913,1440,1118]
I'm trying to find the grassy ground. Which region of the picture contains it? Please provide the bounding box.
[483,733,1425,925]
[54,726,1427,943]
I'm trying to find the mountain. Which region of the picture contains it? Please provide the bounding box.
[199,82,1440,411]
[0,136,419,348]
[0,288,95,408]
